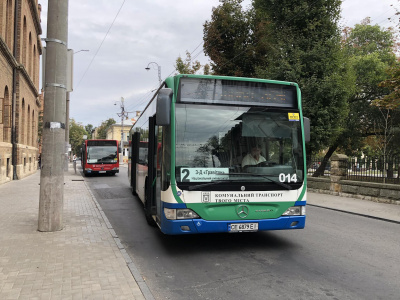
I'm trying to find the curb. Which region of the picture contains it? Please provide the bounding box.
[308,204,400,225]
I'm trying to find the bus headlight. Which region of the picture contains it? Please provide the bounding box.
[282,206,306,216]
[164,208,200,220]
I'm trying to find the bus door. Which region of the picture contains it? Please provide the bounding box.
[130,132,140,195]
[145,116,159,225]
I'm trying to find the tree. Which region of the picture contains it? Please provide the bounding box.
[312,21,397,176]
[69,119,87,156]
[85,124,94,139]
[204,0,353,157]
[175,51,210,74]
[95,118,116,139]
[371,64,400,178]
[203,0,256,76]
[254,0,354,158]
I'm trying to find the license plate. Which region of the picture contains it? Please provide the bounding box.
[229,223,258,232]
[99,171,106,174]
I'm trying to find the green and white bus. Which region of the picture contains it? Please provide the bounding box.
[128,74,310,235]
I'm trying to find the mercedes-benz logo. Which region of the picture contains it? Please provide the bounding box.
[236,205,249,219]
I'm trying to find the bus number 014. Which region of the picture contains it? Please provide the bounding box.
[279,173,297,183]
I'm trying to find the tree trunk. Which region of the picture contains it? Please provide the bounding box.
[312,142,339,177]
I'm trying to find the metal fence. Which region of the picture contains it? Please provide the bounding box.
[346,156,400,184]
[307,157,331,177]
[308,156,400,184]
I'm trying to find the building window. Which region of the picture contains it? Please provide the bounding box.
[27,105,31,146]
[28,33,32,76]
[0,97,3,123]
[3,86,11,142]
[23,17,27,66]
[5,0,13,49]
[21,99,25,144]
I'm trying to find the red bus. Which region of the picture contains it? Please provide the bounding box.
[81,139,119,176]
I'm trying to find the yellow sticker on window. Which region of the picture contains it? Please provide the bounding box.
[288,113,300,121]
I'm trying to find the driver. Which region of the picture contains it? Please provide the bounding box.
[241,144,266,167]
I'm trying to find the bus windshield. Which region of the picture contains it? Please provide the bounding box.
[87,146,118,164]
[175,104,304,186]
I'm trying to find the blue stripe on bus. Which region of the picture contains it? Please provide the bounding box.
[160,202,305,235]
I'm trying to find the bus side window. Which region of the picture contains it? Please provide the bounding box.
[139,147,148,165]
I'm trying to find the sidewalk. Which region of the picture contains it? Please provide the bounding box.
[308,191,400,223]
[0,166,147,300]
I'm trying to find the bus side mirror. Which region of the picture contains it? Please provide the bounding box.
[303,117,310,142]
[156,88,173,126]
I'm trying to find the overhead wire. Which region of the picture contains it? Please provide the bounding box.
[75,0,127,90]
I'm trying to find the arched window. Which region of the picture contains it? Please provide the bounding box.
[27,105,31,146]
[3,86,11,142]
[0,2,3,34]
[0,94,3,126]
[21,99,26,144]
[28,33,32,76]
[32,110,35,146]
[5,0,13,49]
[33,45,37,84]
[23,17,27,66]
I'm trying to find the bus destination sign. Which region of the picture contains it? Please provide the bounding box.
[178,77,297,108]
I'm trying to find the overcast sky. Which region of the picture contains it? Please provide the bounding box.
[38,0,398,127]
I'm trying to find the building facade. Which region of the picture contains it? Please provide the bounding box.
[105,122,133,164]
[0,0,42,184]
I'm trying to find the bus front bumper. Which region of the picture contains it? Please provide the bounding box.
[160,215,305,235]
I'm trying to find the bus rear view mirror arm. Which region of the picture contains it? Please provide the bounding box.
[156,88,173,126]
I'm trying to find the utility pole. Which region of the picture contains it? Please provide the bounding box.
[38,0,69,232]
[115,97,132,165]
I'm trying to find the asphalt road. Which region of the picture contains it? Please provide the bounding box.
[84,166,400,300]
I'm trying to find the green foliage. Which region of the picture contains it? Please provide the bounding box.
[175,51,207,74]
[343,21,396,64]
[203,0,353,155]
[95,118,116,139]
[375,64,400,109]
[337,22,397,156]
[69,119,87,156]
[203,0,256,76]
[255,0,353,155]
[85,124,94,139]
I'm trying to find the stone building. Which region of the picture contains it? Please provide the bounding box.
[106,121,134,164]
[0,0,42,184]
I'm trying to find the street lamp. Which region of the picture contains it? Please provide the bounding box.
[65,49,89,170]
[74,49,89,54]
[145,62,162,85]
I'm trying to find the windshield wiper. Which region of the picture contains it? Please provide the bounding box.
[186,173,293,191]
[187,180,239,191]
[228,172,293,190]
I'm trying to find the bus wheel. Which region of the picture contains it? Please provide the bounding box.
[145,210,157,227]
[144,191,157,227]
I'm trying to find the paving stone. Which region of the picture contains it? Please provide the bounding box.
[0,169,146,299]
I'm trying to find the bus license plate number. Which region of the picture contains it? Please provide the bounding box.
[229,223,258,232]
